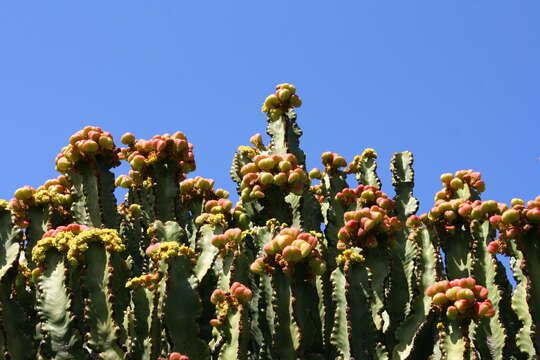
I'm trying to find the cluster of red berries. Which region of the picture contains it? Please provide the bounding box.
[179,176,222,197]
[210,228,243,256]
[420,199,505,234]
[9,176,72,227]
[195,198,233,225]
[435,170,486,201]
[426,278,495,320]
[239,153,308,201]
[250,227,326,276]
[55,126,119,173]
[337,206,401,250]
[166,353,189,360]
[320,152,347,173]
[487,197,540,254]
[261,83,302,120]
[209,282,253,327]
[116,131,195,188]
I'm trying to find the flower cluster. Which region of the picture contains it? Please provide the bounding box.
[144,242,195,263]
[346,148,378,173]
[9,176,72,227]
[426,278,495,320]
[261,83,302,120]
[125,272,160,290]
[335,248,365,271]
[239,153,308,201]
[337,205,401,250]
[209,282,253,327]
[32,224,125,265]
[250,227,326,276]
[435,170,486,201]
[116,131,195,188]
[487,197,540,254]
[55,126,119,173]
[210,228,243,256]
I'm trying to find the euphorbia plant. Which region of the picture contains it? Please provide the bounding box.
[0,83,538,359]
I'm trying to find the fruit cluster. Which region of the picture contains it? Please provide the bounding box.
[426,278,495,320]
[435,170,486,201]
[261,83,302,120]
[195,198,234,226]
[210,228,243,256]
[125,272,160,290]
[209,282,253,327]
[179,176,222,198]
[116,131,196,188]
[239,153,308,201]
[487,197,540,254]
[9,176,72,227]
[337,184,395,209]
[250,227,326,276]
[337,204,401,250]
[320,152,347,173]
[32,224,124,265]
[55,126,119,173]
[423,199,505,234]
[166,353,189,360]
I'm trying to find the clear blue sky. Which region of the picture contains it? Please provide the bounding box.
[1,2,538,216]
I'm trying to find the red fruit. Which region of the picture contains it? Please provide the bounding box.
[14,186,34,201]
[257,158,275,172]
[259,172,274,186]
[450,178,464,190]
[309,168,322,179]
[440,173,453,184]
[459,277,476,290]
[263,241,278,255]
[455,299,471,314]
[120,133,135,145]
[445,287,460,301]
[457,288,475,303]
[446,305,458,320]
[282,245,302,263]
[250,259,266,275]
[436,280,450,293]
[210,289,225,305]
[425,284,438,297]
[338,228,350,241]
[275,234,294,249]
[321,152,334,165]
[211,234,227,248]
[432,293,449,307]
[130,155,146,170]
[502,209,520,224]
[345,220,359,233]
[526,208,540,223]
[81,140,99,153]
[458,203,473,217]
[98,136,114,150]
[487,241,499,254]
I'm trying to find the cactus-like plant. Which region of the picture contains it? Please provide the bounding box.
[0,84,538,359]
